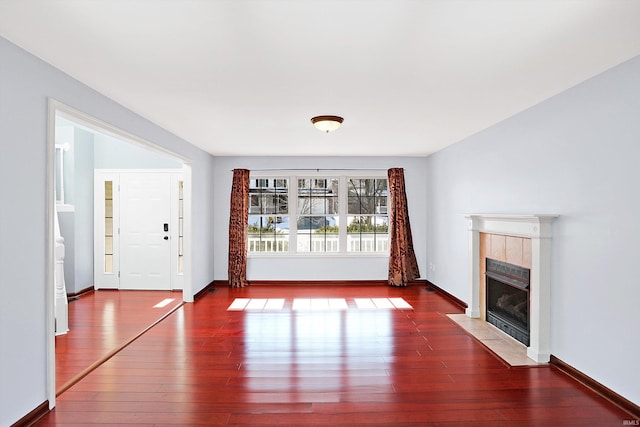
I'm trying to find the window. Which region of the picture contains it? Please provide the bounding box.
[248,178,290,252]
[297,178,339,252]
[248,173,388,255]
[347,178,389,252]
[178,180,184,274]
[104,181,114,273]
[55,143,72,207]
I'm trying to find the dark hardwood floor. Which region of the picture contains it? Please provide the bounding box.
[55,289,183,393]
[38,285,632,426]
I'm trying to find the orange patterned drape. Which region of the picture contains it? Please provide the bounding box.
[228,169,250,288]
[388,168,420,286]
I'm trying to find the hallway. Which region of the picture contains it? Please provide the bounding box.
[39,285,631,426]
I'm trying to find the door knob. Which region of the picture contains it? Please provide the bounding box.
[164,236,169,240]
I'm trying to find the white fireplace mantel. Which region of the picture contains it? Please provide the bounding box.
[464,214,558,363]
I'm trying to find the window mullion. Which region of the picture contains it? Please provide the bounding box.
[289,175,297,252]
[339,175,347,254]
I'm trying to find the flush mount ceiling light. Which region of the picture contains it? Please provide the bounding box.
[311,115,344,133]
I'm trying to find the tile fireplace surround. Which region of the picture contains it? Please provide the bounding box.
[463,214,557,363]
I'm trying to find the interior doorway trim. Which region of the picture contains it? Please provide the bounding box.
[46,98,194,408]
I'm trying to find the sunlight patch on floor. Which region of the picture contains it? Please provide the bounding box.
[388,297,413,309]
[153,298,175,308]
[227,297,412,311]
[291,298,350,311]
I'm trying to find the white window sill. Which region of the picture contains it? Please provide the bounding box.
[248,252,389,259]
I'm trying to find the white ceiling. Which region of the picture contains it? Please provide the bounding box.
[1,1,639,157]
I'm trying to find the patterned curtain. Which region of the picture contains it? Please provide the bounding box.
[388,168,420,286]
[228,169,250,288]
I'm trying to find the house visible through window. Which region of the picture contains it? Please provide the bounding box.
[248,173,388,255]
[248,178,290,252]
[347,178,388,252]
[297,178,339,252]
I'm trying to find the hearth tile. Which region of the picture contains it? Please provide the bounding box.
[446,314,545,367]
[490,234,506,260]
[506,236,523,266]
[523,238,533,268]
[465,328,504,340]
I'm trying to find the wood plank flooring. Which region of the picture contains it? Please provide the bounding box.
[38,285,632,426]
[55,290,183,392]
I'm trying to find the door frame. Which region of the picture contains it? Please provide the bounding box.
[94,169,185,290]
[46,99,194,408]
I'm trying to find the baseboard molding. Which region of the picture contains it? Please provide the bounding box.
[251,279,390,286]
[67,285,95,301]
[213,279,394,287]
[213,280,229,287]
[423,279,468,310]
[194,280,217,300]
[550,355,640,418]
[10,400,49,427]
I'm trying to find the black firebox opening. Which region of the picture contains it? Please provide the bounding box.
[485,258,530,346]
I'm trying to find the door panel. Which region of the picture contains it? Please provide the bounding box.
[119,173,171,290]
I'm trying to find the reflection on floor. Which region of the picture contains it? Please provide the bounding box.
[227,297,413,311]
[447,313,544,367]
[38,285,630,426]
[55,290,183,392]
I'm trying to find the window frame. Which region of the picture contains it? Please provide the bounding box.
[248,176,291,253]
[248,170,389,258]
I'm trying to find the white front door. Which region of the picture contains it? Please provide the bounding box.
[119,173,171,290]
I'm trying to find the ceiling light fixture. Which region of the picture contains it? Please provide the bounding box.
[311,115,343,133]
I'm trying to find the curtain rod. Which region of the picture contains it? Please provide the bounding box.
[230,168,390,172]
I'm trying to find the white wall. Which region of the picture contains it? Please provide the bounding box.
[425,55,640,405]
[57,127,95,294]
[212,156,428,281]
[72,128,95,293]
[93,133,183,169]
[0,36,216,426]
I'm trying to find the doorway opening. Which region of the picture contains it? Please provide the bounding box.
[47,99,193,407]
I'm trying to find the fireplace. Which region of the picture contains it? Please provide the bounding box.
[485,258,530,346]
[464,214,557,363]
